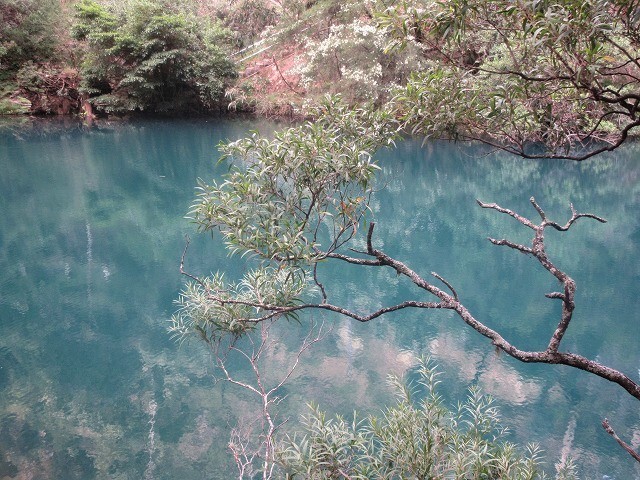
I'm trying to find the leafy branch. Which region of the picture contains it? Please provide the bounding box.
[379,0,640,160]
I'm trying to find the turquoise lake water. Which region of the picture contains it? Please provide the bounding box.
[0,117,638,479]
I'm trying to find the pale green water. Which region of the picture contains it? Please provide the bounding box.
[0,117,638,479]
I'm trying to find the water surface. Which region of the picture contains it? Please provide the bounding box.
[0,117,638,479]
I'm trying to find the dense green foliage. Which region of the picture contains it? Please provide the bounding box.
[0,0,61,73]
[0,0,79,114]
[379,0,640,158]
[72,0,237,113]
[280,1,427,105]
[221,0,280,45]
[2,0,639,151]
[221,0,640,157]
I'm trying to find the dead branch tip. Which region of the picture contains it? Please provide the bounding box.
[545,292,566,300]
[180,236,191,274]
[530,197,545,220]
[602,418,640,463]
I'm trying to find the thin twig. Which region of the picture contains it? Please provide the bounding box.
[602,419,640,463]
[431,272,458,301]
[179,236,208,288]
[271,55,304,95]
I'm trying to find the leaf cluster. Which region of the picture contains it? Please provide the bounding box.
[170,267,307,345]
[191,96,398,264]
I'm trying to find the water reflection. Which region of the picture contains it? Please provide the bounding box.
[0,120,638,478]
[426,332,542,404]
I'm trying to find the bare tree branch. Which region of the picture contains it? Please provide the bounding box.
[431,271,458,301]
[476,199,537,229]
[204,295,447,324]
[324,250,384,266]
[180,236,209,289]
[219,320,328,479]
[182,197,640,465]
[602,419,640,463]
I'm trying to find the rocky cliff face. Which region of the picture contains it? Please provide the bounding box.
[21,67,82,115]
[1,64,82,116]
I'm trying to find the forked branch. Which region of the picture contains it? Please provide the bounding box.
[218,320,328,479]
[477,197,607,353]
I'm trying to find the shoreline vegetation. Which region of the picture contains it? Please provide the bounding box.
[2,0,639,160]
[0,0,331,120]
[1,0,421,122]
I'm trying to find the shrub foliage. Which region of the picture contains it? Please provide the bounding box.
[278,358,577,479]
[72,0,237,113]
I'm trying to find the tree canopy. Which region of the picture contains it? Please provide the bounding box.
[380,0,640,159]
[0,0,61,72]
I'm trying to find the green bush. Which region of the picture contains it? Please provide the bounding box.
[222,0,280,46]
[0,0,61,72]
[72,0,237,113]
[0,96,30,114]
